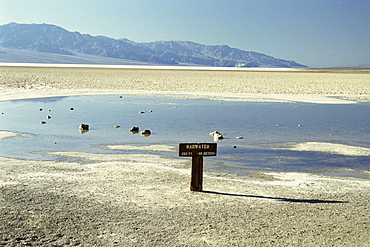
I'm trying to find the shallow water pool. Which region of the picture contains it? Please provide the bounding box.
[1,95,369,178]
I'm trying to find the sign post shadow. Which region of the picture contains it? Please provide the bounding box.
[179,143,217,191]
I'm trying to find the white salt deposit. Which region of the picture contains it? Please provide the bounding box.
[275,142,370,156]
[0,131,18,139]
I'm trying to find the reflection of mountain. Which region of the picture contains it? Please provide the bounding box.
[12,96,68,103]
[0,22,306,68]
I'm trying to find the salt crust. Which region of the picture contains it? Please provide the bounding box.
[0,130,18,139]
[275,142,370,156]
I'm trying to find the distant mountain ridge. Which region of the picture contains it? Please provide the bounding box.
[0,22,306,68]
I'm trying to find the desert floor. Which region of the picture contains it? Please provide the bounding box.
[0,65,369,246]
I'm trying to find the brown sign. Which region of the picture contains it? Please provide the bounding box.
[179,143,217,157]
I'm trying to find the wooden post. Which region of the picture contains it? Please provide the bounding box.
[179,143,217,192]
[190,155,203,191]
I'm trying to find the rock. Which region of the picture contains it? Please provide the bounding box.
[139,111,145,114]
[209,131,221,136]
[114,125,120,128]
[40,121,46,124]
[46,116,51,119]
[79,124,89,130]
[70,107,74,110]
[79,124,89,133]
[141,129,151,137]
[236,136,243,139]
[130,127,139,134]
[209,131,224,141]
[214,134,224,141]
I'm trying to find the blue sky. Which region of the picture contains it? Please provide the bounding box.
[1,0,369,67]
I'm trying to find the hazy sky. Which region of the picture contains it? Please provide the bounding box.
[1,0,369,67]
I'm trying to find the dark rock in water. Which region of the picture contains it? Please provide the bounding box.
[46,115,51,119]
[140,129,151,137]
[130,127,139,134]
[79,124,89,130]
[79,124,89,133]
[40,121,46,124]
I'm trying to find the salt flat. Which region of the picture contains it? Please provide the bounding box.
[0,65,369,246]
[1,65,369,103]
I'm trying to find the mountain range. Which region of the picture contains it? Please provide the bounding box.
[0,22,306,68]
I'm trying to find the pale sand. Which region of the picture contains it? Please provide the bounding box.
[1,65,370,246]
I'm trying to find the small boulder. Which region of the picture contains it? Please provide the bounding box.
[130,127,139,134]
[209,131,221,136]
[209,131,224,141]
[79,124,89,130]
[214,134,224,141]
[141,129,151,137]
[79,124,89,133]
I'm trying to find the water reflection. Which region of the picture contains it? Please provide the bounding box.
[10,96,68,103]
